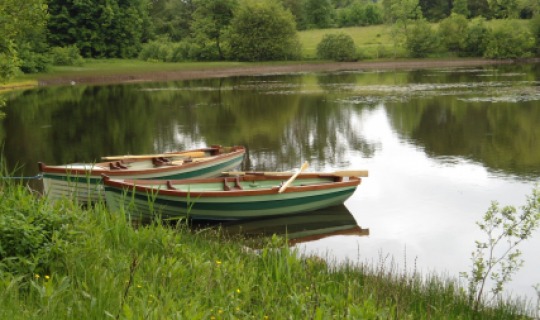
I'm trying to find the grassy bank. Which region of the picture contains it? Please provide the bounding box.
[0,169,534,319]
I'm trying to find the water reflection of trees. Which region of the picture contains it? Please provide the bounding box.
[2,75,378,176]
[386,97,540,179]
[6,66,536,179]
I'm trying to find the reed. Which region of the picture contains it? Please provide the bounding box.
[0,164,535,319]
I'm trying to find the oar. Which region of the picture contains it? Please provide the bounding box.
[278,161,309,194]
[223,169,369,178]
[102,151,206,161]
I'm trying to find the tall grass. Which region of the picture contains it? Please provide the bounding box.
[0,164,535,319]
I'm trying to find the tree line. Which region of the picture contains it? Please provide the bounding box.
[1,0,540,83]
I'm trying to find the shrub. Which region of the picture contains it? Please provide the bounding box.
[438,13,469,53]
[405,19,440,58]
[0,181,78,276]
[531,14,540,55]
[484,21,535,59]
[316,33,357,61]
[17,44,51,73]
[226,0,300,61]
[49,45,84,66]
[138,40,173,62]
[460,18,490,57]
[169,41,192,62]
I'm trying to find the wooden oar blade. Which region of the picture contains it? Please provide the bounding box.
[332,170,369,177]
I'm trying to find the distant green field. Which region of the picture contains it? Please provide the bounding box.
[298,19,532,59]
[298,25,395,59]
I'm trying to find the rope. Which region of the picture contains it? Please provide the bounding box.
[1,174,42,180]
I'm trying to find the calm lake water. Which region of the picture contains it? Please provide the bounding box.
[2,63,539,302]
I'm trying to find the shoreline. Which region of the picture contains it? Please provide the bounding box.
[4,58,540,89]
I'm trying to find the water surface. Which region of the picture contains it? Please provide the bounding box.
[2,63,539,302]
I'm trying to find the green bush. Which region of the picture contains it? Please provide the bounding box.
[138,40,173,62]
[438,14,469,53]
[531,14,540,55]
[226,0,300,61]
[49,45,84,66]
[169,41,192,62]
[316,33,357,61]
[0,52,20,81]
[405,19,440,58]
[0,181,78,277]
[17,45,51,73]
[484,21,535,58]
[460,18,490,57]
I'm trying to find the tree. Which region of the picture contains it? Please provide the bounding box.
[517,0,539,18]
[149,0,196,42]
[469,0,491,18]
[419,0,451,21]
[0,0,47,82]
[438,13,469,53]
[316,33,357,61]
[405,19,439,57]
[461,18,490,57]
[452,0,470,17]
[531,14,540,55]
[337,1,383,27]
[463,187,540,312]
[47,0,152,58]
[487,0,519,18]
[304,0,336,28]
[484,20,535,58]
[226,0,301,61]
[280,0,308,30]
[191,0,237,60]
[386,0,423,55]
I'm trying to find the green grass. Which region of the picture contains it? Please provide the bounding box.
[298,19,533,59]
[299,25,395,59]
[0,162,535,319]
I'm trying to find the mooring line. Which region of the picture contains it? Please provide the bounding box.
[0,173,43,180]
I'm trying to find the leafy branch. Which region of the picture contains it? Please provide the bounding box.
[462,186,540,312]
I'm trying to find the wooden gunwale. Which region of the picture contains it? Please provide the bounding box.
[39,147,245,176]
[102,175,361,198]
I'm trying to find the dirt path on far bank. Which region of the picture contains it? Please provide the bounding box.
[19,58,540,87]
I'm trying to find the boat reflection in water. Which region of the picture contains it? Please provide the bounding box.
[196,205,369,246]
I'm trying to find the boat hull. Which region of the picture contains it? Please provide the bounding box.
[103,174,361,221]
[39,146,245,203]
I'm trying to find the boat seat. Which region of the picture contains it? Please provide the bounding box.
[159,157,171,163]
[116,161,128,169]
[109,162,127,170]
[166,181,177,190]
[152,157,165,167]
[223,177,243,191]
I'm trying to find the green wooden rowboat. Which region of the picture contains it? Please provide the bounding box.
[102,171,363,221]
[38,146,245,203]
